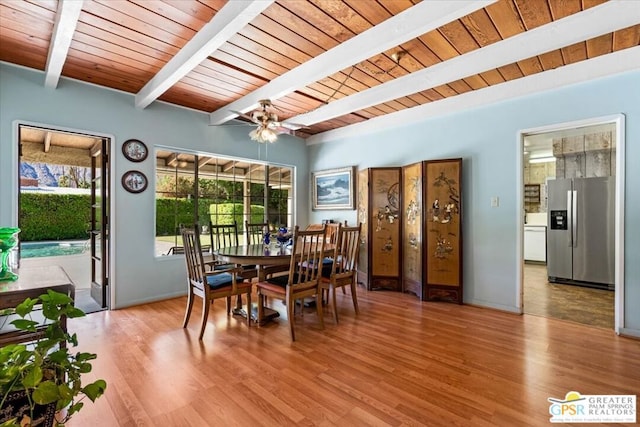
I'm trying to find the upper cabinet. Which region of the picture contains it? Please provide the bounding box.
[524,184,540,203]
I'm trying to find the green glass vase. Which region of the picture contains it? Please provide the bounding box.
[0,227,20,282]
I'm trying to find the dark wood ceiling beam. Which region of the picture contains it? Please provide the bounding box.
[166,154,179,167]
[197,157,211,169]
[220,161,239,173]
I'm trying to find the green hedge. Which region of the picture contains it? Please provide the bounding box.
[19,193,91,241]
[155,199,266,235]
[155,198,199,236]
[208,203,265,227]
[18,194,269,240]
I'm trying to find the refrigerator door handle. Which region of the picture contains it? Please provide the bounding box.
[567,190,573,247]
[572,190,578,248]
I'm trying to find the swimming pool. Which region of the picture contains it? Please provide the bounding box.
[21,241,87,258]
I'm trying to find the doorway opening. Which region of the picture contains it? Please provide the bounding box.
[17,124,111,313]
[519,115,624,332]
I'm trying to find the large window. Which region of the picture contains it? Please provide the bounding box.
[155,149,294,256]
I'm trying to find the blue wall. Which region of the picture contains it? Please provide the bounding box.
[0,63,308,309]
[1,62,638,336]
[309,70,640,336]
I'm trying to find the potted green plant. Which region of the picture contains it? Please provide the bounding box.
[0,290,107,426]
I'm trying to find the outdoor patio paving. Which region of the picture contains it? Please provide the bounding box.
[19,253,103,313]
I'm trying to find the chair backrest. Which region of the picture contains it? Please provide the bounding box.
[289,225,326,292]
[245,221,269,245]
[209,221,239,251]
[181,228,208,293]
[307,220,347,244]
[166,246,185,255]
[330,223,361,277]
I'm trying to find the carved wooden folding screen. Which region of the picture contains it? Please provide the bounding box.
[358,167,402,291]
[424,158,463,303]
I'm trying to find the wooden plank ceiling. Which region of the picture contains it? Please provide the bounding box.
[1,0,639,143]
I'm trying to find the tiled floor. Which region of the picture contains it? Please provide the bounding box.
[20,253,90,289]
[523,262,614,329]
[20,253,104,313]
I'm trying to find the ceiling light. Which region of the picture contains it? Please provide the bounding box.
[391,50,406,64]
[249,126,277,143]
[529,156,556,164]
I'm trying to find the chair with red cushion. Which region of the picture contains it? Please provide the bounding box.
[255,225,326,341]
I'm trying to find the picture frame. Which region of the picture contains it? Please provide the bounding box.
[312,166,356,210]
[122,139,148,162]
[122,170,148,194]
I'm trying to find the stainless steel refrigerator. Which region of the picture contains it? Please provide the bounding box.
[547,177,615,290]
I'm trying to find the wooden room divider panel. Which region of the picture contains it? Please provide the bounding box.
[358,167,402,291]
[423,158,463,303]
[357,159,462,303]
[401,162,423,299]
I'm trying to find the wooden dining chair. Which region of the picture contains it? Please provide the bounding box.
[181,228,252,339]
[244,220,269,245]
[306,221,346,244]
[320,223,362,324]
[245,220,289,279]
[209,221,258,281]
[256,225,326,341]
[165,246,185,255]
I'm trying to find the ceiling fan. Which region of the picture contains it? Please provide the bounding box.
[231,99,306,143]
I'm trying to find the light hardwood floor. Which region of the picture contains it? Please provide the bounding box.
[523,263,614,329]
[67,286,639,426]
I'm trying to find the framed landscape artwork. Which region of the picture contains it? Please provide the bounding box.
[312,166,356,210]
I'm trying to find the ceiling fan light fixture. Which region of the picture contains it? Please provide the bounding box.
[249,126,277,143]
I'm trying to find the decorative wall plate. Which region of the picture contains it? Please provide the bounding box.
[122,170,148,193]
[122,139,148,162]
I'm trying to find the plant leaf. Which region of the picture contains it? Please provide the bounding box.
[58,382,73,401]
[21,366,43,389]
[32,380,60,405]
[66,307,86,318]
[15,298,37,317]
[41,289,73,305]
[82,380,107,401]
[10,319,38,332]
[75,352,97,362]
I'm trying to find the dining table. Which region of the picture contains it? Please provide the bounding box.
[215,242,335,323]
[215,243,292,271]
[214,244,293,323]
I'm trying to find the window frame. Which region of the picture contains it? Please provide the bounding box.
[154,147,295,257]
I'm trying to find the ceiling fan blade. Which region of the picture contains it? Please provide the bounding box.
[279,121,309,131]
[207,122,254,127]
[231,110,259,123]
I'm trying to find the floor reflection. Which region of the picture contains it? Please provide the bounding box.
[524,263,614,329]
